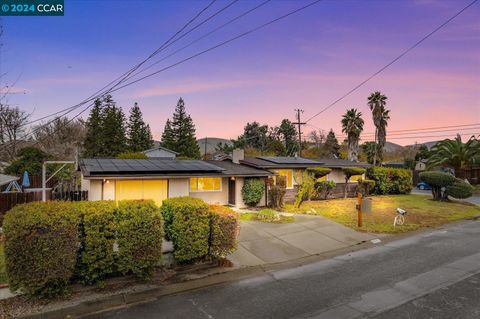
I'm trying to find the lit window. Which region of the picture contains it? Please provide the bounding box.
[190,177,222,192]
[350,175,363,182]
[273,169,293,189]
[317,175,328,182]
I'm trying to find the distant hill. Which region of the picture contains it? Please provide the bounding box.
[406,140,440,150]
[197,137,233,155]
[383,141,404,153]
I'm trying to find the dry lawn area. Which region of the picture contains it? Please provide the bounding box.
[284,194,480,234]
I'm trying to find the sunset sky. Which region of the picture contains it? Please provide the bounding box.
[2,0,479,145]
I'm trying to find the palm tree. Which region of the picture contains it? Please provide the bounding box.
[367,91,389,165]
[427,135,480,179]
[341,108,364,162]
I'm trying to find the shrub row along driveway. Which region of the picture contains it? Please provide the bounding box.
[229,215,377,266]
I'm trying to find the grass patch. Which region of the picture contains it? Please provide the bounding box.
[284,194,480,234]
[0,240,6,284]
[240,209,294,224]
[473,184,480,195]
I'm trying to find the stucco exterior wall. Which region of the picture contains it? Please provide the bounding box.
[190,177,228,205]
[169,178,190,198]
[89,180,103,201]
[103,180,115,200]
[235,177,246,208]
[328,169,346,183]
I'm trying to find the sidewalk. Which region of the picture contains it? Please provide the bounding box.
[229,214,381,267]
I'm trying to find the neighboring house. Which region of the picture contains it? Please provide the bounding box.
[316,158,370,183]
[143,146,178,159]
[78,158,273,208]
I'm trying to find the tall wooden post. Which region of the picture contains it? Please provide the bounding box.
[357,192,363,227]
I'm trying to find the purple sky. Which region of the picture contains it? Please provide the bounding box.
[2,0,479,145]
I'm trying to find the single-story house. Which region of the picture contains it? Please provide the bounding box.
[143,146,178,159]
[79,158,273,208]
[232,151,323,201]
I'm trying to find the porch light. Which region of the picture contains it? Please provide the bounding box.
[230,176,236,181]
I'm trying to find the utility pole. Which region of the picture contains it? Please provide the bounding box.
[293,109,306,157]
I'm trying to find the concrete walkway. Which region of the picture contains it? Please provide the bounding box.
[228,214,378,267]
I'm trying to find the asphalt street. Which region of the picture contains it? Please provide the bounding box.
[86,219,480,319]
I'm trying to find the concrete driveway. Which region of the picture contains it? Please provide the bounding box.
[228,214,378,267]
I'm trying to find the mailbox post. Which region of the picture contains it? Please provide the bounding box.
[357,192,363,227]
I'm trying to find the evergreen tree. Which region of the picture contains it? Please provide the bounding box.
[101,96,127,157]
[324,129,340,158]
[161,119,175,150]
[83,99,104,157]
[127,102,153,152]
[82,95,127,157]
[278,119,298,155]
[162,98,201,159]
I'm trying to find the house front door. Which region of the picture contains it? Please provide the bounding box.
[228,178,236,206]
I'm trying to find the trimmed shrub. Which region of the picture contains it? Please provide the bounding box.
[342,167,366,198]
[306,167,332,178]
[242,178,265,207]
[357,178,375,196]
[160,197,210,263]
[294,172,316,208]
[268,184,286,208]
[315,180,336,199]
[367,167,413,195]
[208,205,239,259]
[116,200,163,279]
[446,179,474,199]
[420,171,456,201]
[73,201,116,286]
[3,201,80,298]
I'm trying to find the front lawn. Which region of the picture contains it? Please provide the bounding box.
[284,194,480,233]
[0,240,6,284]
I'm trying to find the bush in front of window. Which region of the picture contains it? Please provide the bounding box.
[242,178,265,207]
[115,200,163,279]
[3,201,80,298]
[161,197,210,263]
[294,172,317,208]
[315,180,336,199]
[208,205,239,259]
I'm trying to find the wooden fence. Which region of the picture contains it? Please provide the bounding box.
[52,190,88,201]
[0,191,52,225]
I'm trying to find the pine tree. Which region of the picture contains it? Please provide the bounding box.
[83,99,104,157]
[127,102,153,152]
[162,98,201,159]
[161,119,175,150]
[101,96,127,157]
[324,129,340,158]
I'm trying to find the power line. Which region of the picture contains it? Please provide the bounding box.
[20,0,220,129]
[305,0,478,123]
[113,0,324,91]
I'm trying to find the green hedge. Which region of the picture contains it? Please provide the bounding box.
[74,201,116,286]
[208,205,239,259]
[161,197,210,263]
[3,200,164,298]
[116,200,163,279]
[419,171,456,187]
[446,179,474,199]
[315,180,336,199]
[366,167,412,195]
[3,202,80,298]
[241,178,265,207]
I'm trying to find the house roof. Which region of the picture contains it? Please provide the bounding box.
[241,156,323,169]
[143,146,179,155]
[79,158,273,179]
[0,174,19,187]
[205,160,274,177]
[317,158,371,169]
[80,158,225,178]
